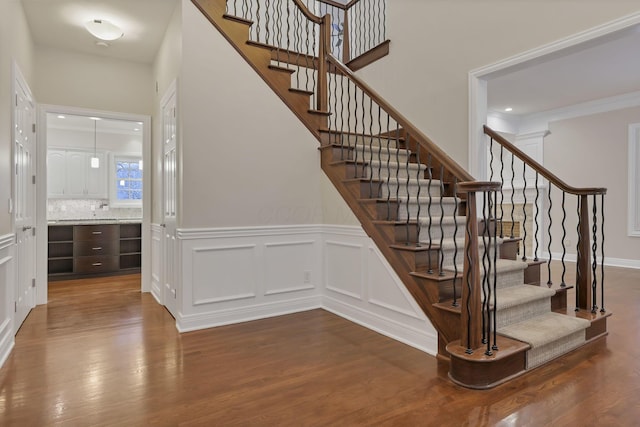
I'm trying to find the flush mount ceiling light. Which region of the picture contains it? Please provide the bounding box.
[504,107,513,112]
[85,19,124,41]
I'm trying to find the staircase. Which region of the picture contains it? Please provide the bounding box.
[191,0,611,389]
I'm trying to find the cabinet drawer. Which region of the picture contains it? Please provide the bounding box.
[74,240,118,256]
[74,225,118,241]
[74,256,119,274]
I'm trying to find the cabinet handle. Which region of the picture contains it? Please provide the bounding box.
[92,247,102,251]
[92,231,102,235]
[92,262,103,266]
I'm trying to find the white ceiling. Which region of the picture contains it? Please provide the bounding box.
[487,24,640,117]
[20,1,640,117]
[21,0,178,64]
[47,113,143,135]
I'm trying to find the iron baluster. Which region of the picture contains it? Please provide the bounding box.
[242,0,248,20]
[560,191,567,287]
[591,195,598,313]
[521,164,527,261]
[368,97,374,197]
[275,0,283,66]
[600,194,606,313]
[255,1,261,42]
[311,20,316,105]
[481,190,490,350]
[376,106,382,196]
[575,196,581,311]
[427,154,434,274]
[286,2,291,66]
[361,89,367,181]
[347,79,354,174]
[452,178,458,307]
[438,166,445,276]
[510,152,515,239]
[465,206,473,355]
[404,133,412,245]
[385,114,392,219]
[294,10,301,89]
[489,137,494,181]
[492,189,499,351]
[499,146,505,238]
[303,19,311,93]
[534,172,540,261]
[547,185,553,286]
[339,69,345,154]
[394,123,401,219]
[415,142,422,249]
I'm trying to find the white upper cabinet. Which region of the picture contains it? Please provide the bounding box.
[47,149,108,199]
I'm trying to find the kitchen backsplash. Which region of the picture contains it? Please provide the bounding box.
[48,199,142,221]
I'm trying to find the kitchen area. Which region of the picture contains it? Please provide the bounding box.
[46,113,143,280]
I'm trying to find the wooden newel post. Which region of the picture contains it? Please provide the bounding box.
[576,194,592,310]
[457,181,500,352]
[317,14,331,113]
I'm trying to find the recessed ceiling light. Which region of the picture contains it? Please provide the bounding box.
[85,19,124,41]
[89,117,102,121]
[96,41,109,48]
[504,107,513,112]
[57,115,66,119]
[133,128,140,131]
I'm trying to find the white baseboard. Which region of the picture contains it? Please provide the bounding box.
[323,296,438,355]
[546,251,640,269]
[176,295,322,332]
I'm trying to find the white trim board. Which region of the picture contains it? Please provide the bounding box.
[469,11,640,180]
[629,123,640,237]
[543,252,640,270]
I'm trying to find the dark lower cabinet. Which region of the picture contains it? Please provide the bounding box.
[48,223,142,280]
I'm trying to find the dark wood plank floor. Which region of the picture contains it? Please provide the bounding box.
[1,266,639,426]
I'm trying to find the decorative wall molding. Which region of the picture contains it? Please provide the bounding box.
[544,252,640,270]
[629,124,640,237]
[0,236,15,369]
[170,225,438,355]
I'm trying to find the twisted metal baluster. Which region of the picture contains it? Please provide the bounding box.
[385,114,392,219]
[575,196,581,311]
[522,164,528,261]
[404,133,412,245]
[465,210,473,355]
[489,137,494,181]
[242,0,248,20]
[347,80,354,173]
[600,194,606,313]
[226,0,230,15]
[394,123,401,219]
[294,10,301,89]
[438,166,445,276]
[499,146,505,238]
[311,20,317,103]
[286,2,291,66]
[427,154,434,274]
[510,153,515,239]
[591,195,598,313]
[382,0,386,39]
[361,90,367,181]
[368,97,374,196]
[265,0,271,45]
[492,189,499,351]
[560,191,567,287]
[375,0,381,48]
[546,185,553,286]
[275,0,283,66]
[255,1,261,42]
[367,0,373,52]
[415,143,422,249]
[303,19,311,93]
[339,70,345,154]
[376,106,382,197]
[328,63,335,148]
[534,172,540,262]
[452,178,459,307]
[481,190,490,350]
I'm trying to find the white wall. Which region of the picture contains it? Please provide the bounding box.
[180,0,323,228]
[0,235,15,367]
[35,47,153,115]
[356,1,640,172]
[545,107,640,266]
[152,2,182,224]
[47,128,142,153]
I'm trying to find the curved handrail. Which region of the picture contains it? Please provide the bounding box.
[484,125,606,196]
[326,53,474,183]
[292,0,323,23]
[457,181,501,194]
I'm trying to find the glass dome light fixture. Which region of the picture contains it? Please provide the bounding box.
[85,19,124,41]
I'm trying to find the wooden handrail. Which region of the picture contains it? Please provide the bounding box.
[457,181,501,194]
[316,0,363,10]
[292,0,323,23]
[484,125,606,196]
[326,53,474,183]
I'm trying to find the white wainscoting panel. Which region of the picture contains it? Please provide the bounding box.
[322,226,438,355]
[176,226,323,332]
[150,224,163,304]
[172,225,437,355]
[0,234,15,369]
[325,240,364,299]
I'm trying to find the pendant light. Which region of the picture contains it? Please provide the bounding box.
[91,119,100,168]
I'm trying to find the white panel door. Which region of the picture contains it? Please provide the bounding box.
[14,73,36,333]
[161,83,178,317]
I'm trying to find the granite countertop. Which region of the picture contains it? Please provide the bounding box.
[48,219,142,225]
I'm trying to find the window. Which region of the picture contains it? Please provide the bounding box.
[111,155,142,207]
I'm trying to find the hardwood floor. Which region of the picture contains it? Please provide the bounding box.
[0,268,639,426]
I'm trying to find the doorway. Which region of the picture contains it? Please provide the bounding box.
[36,106,151,303]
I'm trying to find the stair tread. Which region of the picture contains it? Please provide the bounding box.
[268,64,295,74]
[289,87,314,96]
[495,284,555,309]
[411,270,459,282]
[223,14,253,26]
[498,312,590,348]
[444,258,527,276]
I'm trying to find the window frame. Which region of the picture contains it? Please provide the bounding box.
[110,153,143,208]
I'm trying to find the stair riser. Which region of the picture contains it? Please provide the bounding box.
[380,182,443,199]
[397,201,459,220]
[525,330,585,369]
[330,147,412,164]
[396,222,460,243]
[440,241,503,271]
[495,298,550,330]
[364,165,427,180]
[339,134,401,149]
